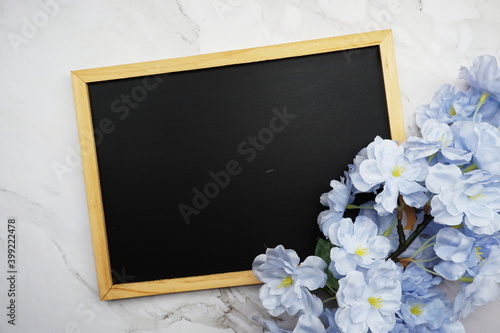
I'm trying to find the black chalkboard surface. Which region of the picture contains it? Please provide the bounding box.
[72,30,405,300]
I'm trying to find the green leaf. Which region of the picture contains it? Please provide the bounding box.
[315,238,339,296]
[315,238,332,261]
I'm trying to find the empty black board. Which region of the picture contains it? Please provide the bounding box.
[87,46,390,283]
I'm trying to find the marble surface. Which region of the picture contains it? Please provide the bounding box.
[1,0,500,332]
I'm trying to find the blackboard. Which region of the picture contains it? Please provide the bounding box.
[71,30,405,300]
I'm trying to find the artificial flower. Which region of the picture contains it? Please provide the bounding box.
[318,176,354,237]
[433,227,475,280]
[401,263,442,297]
[426,164,500,234]
[328,216,391,277]
[452,121,500,175]
[399,293,446,330]
[463,233,500,276]
[460,55,500,101]
[454,247,500,319]
[335,261,402,333]
[434,228,500,280]
[415,83,500,129]
[464,87,500,127]
[252,245,327,316]
[389,318,410,333]
[403,119,472,165]
[350,137,428,215]
[319,308,342,333]
[415,84,477,128]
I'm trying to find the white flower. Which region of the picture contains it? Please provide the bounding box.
[335,261,402,333]
[454,247,500,319]
[350,137,428,215]
[329,216,391,277]
[426,164,500,234]
[253,245,327,316]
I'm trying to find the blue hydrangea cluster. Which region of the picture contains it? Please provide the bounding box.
[252,55,500,332]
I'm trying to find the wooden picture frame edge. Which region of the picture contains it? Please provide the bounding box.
[72,30,390,82]
[71,73,114,300]
[71,29,404,301]
[379,31,405,144]
[102,270,257,301]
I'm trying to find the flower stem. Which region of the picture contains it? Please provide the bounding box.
[323,284,337,297]
[412,260,442,277]
[459,276,474,283]
[345,204,375,210]
[412,256,439,263]
[382,216,398,237]
[323,296,337,303]
[410,235,437,260]
[462,163,478,173]
[388,214,434,261]
[396,215,406,245]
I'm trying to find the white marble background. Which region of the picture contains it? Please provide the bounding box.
[1,0,500,332]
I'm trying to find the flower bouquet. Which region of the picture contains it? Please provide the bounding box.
[252,55,500,333]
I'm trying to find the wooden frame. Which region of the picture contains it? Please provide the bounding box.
[71,29,404,300]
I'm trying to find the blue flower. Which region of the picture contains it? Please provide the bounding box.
[401,263,442,296]
[426,164,500,234]
[317,175,354,237]
[415,84,500,129]
[252,245,327,316]
[335,260,402,333]
[465,87,500,127]
[415,84,478,128]
[348,146,375,195]
[433,228,500,282]
[433,227,475,280]
[293,314,327,333]
[464,233,500,276]
[452,121,500,175]
[454,246,500,319]
[437,319,466,333]
[370,210,402,252]
[350,137,429,215]
[403,119,472,165]
[460,55,500,102]
[329,216,391,277]
[399,293,446,331]
[389,318,410,333]
[319,308,342,333]
[398,272,465,333]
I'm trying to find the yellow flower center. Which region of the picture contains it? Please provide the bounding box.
[436,133,452,146]
[478,92,490,108]
[392,164,406,178]
[410,302,424,316]
[448,106,457,116]
[368,296,383,309]
[468,193,486,201]
[355,246,369,257]
[277,276,293,289]
[475,247,485,262]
